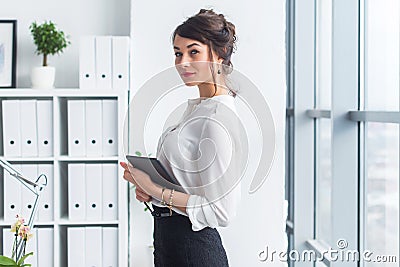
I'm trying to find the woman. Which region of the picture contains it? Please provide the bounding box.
[121,8,243,267]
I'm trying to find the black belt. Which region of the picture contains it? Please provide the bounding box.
[145,202,181,218]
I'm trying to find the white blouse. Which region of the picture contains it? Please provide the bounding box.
[151,94,243,231]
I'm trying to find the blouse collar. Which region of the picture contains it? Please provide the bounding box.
[187,94,234,106]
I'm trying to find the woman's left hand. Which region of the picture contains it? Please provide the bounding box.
[120,161,157,196]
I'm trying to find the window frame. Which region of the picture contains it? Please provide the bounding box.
[286,0,400,266]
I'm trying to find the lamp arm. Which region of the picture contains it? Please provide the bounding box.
[16,174,47,260]
[0,159,45,193]
[0,158,48,260]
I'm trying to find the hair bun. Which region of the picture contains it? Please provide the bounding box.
[198,8,217,16]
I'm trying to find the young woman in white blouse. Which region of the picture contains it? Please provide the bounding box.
[120,8,243,267]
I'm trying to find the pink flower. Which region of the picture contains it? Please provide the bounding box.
[10,214,25,233]
[18,225,33,241]
[9,215,33,241]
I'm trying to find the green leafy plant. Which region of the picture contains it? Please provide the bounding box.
[29,20,71,67]
[0,252,33,267]
[0,215,34,267]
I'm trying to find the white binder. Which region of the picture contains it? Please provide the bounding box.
[102,99,118,156]
[37,228,54,267]
[102,227,118,267]
[85,100,103,156]
[68,227,85,267]
[2,100,22,157]
[37,164,54,222]
[79,36,97,89]
[20,164,38,221]
[2,228,13,257]
[68,164,86,221]
[95,36,112,90]
[68,100,86,156]
[85,164,102,221]
[102,163,118,221]
[37,100,54,157]
[25,228,38,267]
[85,227,102,267]
[112,36,130,89]
[20,100,38,157]
[4,164,21,222]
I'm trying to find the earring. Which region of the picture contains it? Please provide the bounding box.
[217,69,221,74]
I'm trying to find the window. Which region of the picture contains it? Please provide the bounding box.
[365,0,399,111]
[287,0,400,266]
[363,1,399,265]
[315,0,333,246]
[365,123,399,266]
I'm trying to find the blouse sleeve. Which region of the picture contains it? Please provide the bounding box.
[186,110,242,231]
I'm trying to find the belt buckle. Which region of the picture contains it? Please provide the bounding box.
[152,210,172,218]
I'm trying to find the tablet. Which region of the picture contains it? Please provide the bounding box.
[126,155,181,190]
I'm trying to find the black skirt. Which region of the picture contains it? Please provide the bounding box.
[152,204,229,267]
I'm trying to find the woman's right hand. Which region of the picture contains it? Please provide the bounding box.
[120,162,152,203]
[135,187,152,202]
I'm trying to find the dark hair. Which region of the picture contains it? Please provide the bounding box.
[172,8,237,97]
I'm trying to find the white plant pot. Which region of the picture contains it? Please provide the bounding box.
[31,66,56,89]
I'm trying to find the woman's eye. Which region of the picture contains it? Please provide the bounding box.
[190,50,199,55]
[175,52,182,57]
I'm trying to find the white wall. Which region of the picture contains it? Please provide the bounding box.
[129,1,287,266]
[0,0,130,88]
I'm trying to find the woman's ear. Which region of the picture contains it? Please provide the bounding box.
[219,47,228,62]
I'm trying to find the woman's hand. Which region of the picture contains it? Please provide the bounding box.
[134,187,152,202]
[120,161,156,202]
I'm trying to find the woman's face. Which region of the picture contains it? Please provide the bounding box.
[173,34,221,86]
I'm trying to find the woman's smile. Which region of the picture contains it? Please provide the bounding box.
[181,71,196,78]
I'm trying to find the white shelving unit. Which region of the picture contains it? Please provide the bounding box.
[0,88,129,267]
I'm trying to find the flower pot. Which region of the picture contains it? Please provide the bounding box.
[31,66,56,89]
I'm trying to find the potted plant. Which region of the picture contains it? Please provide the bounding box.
[29,20,70,89]
[0,215,34,267]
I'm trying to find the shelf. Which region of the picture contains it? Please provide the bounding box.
[0,221,55,227]
[0,219,119,228]
[0,89,55,97]
[0,156,119,162]
[0,88,123,98]
[1,157,54,162]
[58,220,119,226]
[0,87,129,266]
[55,89,122,98]
[57,156,119,162]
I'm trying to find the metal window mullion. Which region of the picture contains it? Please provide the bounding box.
[313,117,318,241]
[305,239,331,266]
[306,109,332,118]
[348,111,400,123]
[286,1,296,266]
[286,0,294,223]
[359,120,367,267]
[287,108,295,117]
[286,220,294,235]
[293,1,316,267]
[330,1,360,267]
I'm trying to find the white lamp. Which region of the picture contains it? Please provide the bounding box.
[0,157,47,259]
